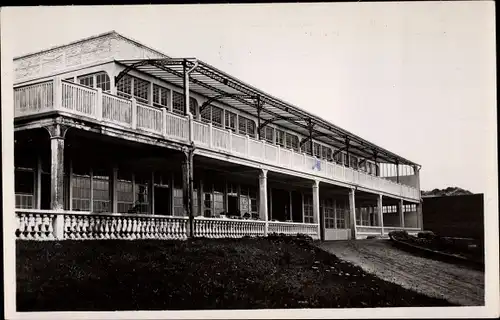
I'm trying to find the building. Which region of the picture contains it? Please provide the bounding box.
[423,194,484,241]
[13,31,422,241]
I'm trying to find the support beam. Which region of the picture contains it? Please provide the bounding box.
[259,169,268,236]
[378,194,384,236]
[399,199,405,228]
[312,180,320,238]
[349,188,356,240]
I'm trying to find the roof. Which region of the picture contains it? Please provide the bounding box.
[117,58,420,166]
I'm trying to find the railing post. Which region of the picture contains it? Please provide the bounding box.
[96,88,103,120]
[53,77,63,111]
[245,135,250,156]
[188,113,194,143]
[277,145,281,164]
[228,129,233,151]
[131,98,137,129]
[162,108,168,138]
[378,194,384,236]
[208,123,213,148]
[54,214,65,239]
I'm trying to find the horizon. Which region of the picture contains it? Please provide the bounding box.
[1,3,496,194]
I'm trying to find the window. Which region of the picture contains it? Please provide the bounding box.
[350,155,358,169]
[92,169,110,213]
[240,185,258,219]
[342,152,348,166]
[303,195,314,223]
[302,141,312,155]
[321,146,331,160]
[133,77,150,104]
[203,182,213,217]
[134,173,150,214]
[261,126,274,143]
[286,133,299,151]
[153,84,169,108]
[117,170,133,213]
[15,169,34,209]
[72,174,91,211]
[335,201,347,229]
[173,176,184,216]
[211,106,223,128]
[275,129,285,147]
[225,110,237,132]
[77,72,111,92]
[201,105,211,123]
[193,185,199,216]
[313,142,321,158]
[172,91,198,116]
[238,116,256,138]
[322,199,335,229]
[117,74,132,99]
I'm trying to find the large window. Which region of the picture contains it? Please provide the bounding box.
[322,199,335,229]
[335,201,347,229]
[92,169,110,213]
[172,91,198,116]
[77,72,111,92]
[238,116,256,138]
[15,169,34,209]
[153,84,169,108]
[302,142,312,155]
[275,129,285,147]
[240,185,258,219]
[286,133,299,151]
[201,105,224,127]
[225,110,237,132]
[261,126,274,143]
[303,195,314,223]
[173,176,184,216]
[117,75,150,103]
[117,172,134,214]
[134,173,150,214]
[313,142,321,158]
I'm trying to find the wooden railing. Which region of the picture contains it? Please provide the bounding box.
[193,217,266,238]
[13,78,420,201]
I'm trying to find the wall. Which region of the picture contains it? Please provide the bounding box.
[14,31,167,83]
[422,194,484,241]
[404,210,418,228]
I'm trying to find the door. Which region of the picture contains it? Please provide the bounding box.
[154,186,171,215]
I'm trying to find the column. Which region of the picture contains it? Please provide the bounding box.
[112,166,118,213]
[289,190,293,221]
[399,199,405,228]
[36,154,42,209]
[348,188,356,239]
[416,202,423,230]
[312,180,320,239]
[181,149,194,237]
[259,169,268,236]
[377,194,384,236]
[45,123,68,240]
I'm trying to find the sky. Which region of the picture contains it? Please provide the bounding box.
[1,3,496,194]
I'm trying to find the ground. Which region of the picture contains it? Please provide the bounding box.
[16,237,454,311]
[317,239,484,306]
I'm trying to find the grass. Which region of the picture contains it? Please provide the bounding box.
[16,237,456,311]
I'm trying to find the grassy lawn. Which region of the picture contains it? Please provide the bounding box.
[17,237,455,311]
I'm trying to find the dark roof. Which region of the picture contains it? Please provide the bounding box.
[117,58,419,167]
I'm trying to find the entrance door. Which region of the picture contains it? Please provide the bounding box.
[154,186,171,215]
[227,195,239,217]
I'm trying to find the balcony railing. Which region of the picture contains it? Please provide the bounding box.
[14,78,420,201]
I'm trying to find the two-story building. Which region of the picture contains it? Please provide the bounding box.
[13,31,422,241]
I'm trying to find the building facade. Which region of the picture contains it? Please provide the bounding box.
[13,31,422,241]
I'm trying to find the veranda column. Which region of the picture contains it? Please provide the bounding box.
[348,188,356,239]
[377,194,384,236]
[45,123,69,239]
[416,202,423,230]
[312,180,320,239]
[181,148,195,237]
[399,199,405,228]
[259,169,269,236]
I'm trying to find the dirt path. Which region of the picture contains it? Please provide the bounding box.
[317,239,484,306]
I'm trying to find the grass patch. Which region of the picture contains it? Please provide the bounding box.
[17,237,455,311]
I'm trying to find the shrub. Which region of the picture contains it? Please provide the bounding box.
[417,231,436,240]
[388,230,409,240]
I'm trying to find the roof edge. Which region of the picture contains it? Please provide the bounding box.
[13,30,170,61]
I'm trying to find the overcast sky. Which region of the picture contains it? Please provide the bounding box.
[2,3,496,193]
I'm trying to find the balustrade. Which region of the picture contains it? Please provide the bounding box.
[268,221,319,239]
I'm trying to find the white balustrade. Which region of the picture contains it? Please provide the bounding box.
[192,121,211,146]
[230,133,246,155]
[268,221,319,239]
[16,210,57,240]
[212,127,230,151]
[164,112,189,141]
[136,102,163,134]
[102,93,133,126]
[263,143,278,164]
[279,148,292,168]
[248,138,263,159]
[61,81,97,116]
[194,217,266,238]
[14,81,54,116]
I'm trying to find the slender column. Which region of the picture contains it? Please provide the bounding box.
[312,180,320,238]
[378,194,384,236]
[416,202,423,230]
[269,188,273,220]
[45,123,68,240]
[348,188,356,239]
[150,171,155,215]
[259,169,268,236]
[181,149,194,236]
[36,154,42,209]
[68,159,73,211]
[112,166,118,213]
[289,190,293,221]
[170,172,175,215]
[399,199,405,228]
